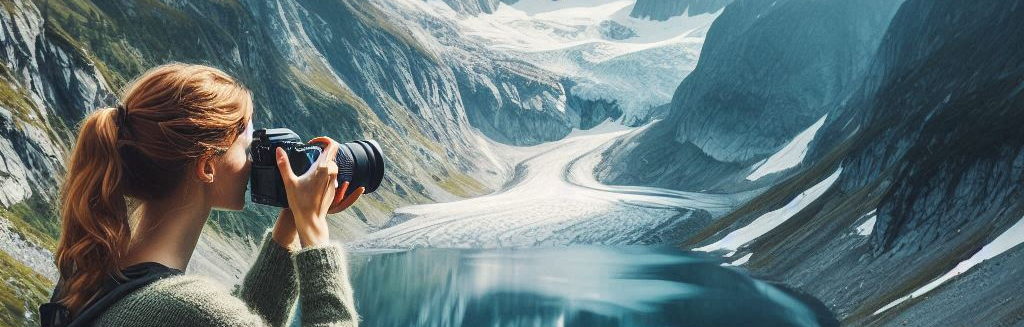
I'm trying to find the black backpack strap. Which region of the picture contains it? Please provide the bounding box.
[39,279,70,327]
[39,300,70,327]
[39,263,184,327]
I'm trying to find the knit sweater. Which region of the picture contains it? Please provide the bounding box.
[90,229,359,327]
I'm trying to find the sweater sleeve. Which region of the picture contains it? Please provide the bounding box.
[234,229,300,327]
[292,242,360,327]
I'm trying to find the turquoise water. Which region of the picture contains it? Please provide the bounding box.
[321,245,837,327]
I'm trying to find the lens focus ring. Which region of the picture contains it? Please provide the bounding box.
[335,146,356,182]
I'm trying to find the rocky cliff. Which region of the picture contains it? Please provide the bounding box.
[679,0,1024,325]
[597,0,902,192]
[437,0,519,15]
[629,0,732,20]
[1,1,113,322]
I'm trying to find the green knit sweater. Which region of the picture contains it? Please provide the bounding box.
[91,229,359,326]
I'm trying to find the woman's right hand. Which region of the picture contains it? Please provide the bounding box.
[275,141,340,248]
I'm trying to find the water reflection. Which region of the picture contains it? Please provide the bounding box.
[341,246,837,327]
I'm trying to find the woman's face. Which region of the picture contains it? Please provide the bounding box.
[208,117,254,211]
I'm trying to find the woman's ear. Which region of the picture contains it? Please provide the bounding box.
[195,156,216,184]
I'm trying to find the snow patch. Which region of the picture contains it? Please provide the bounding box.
[874,214,1024,315]
[746,114,828,181]
[698,166,843,252]
[854,209,878,236]
[728,253,753,266]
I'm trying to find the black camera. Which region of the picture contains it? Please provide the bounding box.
[249,128,385,207]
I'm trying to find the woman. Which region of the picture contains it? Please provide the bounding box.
[53,63,363,326]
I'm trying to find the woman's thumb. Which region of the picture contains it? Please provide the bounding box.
[276,147,298,184]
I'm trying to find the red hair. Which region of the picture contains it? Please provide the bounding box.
[55,63,253,314]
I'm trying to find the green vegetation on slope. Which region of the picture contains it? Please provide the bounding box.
[0,249,50,327]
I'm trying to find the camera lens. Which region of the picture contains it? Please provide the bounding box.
[335,140,385,196]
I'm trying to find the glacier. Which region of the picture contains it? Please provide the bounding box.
[352,121,756,249]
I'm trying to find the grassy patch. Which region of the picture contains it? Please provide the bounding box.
[339,0,440,65]
[352,195,396,221]
[437,171,490,198]
[287,65,347,100]
[0,69,48,131]
[0,195,60,252]
[0,249,51,327]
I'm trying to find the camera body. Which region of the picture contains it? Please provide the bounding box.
[249,128,385,207]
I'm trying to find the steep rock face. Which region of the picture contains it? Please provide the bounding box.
[1,0,119,277]
[564,83,623,130]
[0,0,110,209]
[683,0,1024,324]
[454,63,575,145]
[444,36,576,145]
[668,0,901,163]
[0,0,115,323]
[597,120,747,192]
[629,0,732,21]
[375,0,580,145]
[438,0,518,15]
[598,0,901,192]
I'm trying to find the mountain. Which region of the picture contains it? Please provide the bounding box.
[437,0,517,15]
[674,0,1024,325]
[629,0,732,21]
[372,0,580,146]
[1,1,113,323]
[596,0,903,192]
[426,0,725,127]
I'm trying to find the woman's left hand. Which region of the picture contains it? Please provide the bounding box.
[272,182,363,251]
[327,181,364,214]
[271,209,301,252]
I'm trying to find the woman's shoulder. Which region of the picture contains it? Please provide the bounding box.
[93,274,265,326]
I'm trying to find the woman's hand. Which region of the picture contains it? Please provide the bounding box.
[306,136,367,214]
[271,209,301,252]
[328,181,365,214]
[275,140,340,248]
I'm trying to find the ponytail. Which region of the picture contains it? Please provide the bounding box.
[55,107,131,315]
